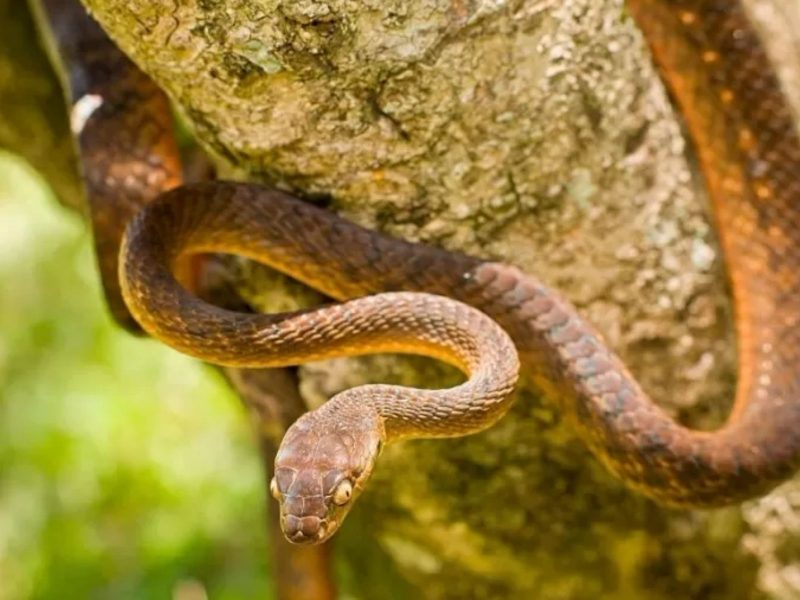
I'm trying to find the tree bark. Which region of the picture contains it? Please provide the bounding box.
[7,0,800,597]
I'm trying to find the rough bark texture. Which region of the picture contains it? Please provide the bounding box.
[5,0,800,597]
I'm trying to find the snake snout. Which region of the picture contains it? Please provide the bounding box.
[277,483,336,544]
[281,513,332,544]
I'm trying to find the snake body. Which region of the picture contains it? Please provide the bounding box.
[42,0,800,545]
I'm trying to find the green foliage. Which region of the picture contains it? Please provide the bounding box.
[0,152,272,599]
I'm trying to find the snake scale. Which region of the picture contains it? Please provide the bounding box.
[39,0,800,545]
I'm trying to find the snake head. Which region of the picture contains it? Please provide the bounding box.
[271,406,384,544]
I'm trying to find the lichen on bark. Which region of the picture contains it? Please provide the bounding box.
[9,0,800,597]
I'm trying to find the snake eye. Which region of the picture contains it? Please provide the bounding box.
[332,479,353,506]
[270,477,281,500]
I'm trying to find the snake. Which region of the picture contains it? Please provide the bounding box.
[37,0,800,546]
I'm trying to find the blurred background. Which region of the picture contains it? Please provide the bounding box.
[0,152,273,599]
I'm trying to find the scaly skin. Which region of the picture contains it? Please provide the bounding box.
[42,0,800,544]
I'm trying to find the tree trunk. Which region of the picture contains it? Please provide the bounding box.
[7,0,800,597]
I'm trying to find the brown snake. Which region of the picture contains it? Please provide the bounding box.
[39,0,800,545]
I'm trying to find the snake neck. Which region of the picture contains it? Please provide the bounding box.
[332,378,520,442]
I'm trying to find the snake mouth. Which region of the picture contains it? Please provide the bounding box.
[281,514,334,545]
